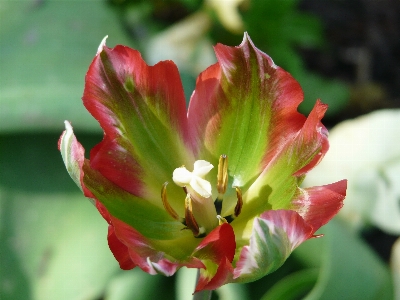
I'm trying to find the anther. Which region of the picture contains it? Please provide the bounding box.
[184,194,201,237]
[234,186,243,217]
[217,155,228,194]
[214,154,228,215]
[312,234,324,238]
[161,182,182,222]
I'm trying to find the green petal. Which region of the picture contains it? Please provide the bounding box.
[240,100,329,220]
[83,161,187,241]
[187,33,307,209]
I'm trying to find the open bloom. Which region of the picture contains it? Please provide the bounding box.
[59,33,346,292]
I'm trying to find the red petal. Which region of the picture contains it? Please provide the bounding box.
[83,44,193,198]
[259,209,314,249]
[192,223,236,292]
[89,138,143,196]
[95,200,111,224]
[291,180,347,232]
[94,196,203,275]
[293,99,329,176]
[110,216,204,275]
[194,223,236,263]
[107,225,136,270]
[194,257,234,292]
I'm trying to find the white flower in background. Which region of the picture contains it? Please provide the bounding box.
[304,109,400,234]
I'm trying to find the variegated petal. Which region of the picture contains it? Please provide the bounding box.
[233,210,313,283]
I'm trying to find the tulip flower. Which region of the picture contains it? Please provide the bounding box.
[59,33,346,293]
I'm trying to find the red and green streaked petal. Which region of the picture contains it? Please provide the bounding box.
[59,121,202,259]
[83,161,192,242]
[240,100,329,220]
[83,40,195,211]
[192,223,236,292]
[187,33,309,213]
[291,180,347,232]
[233,210,313,283]
[102,200,206,275]
[108,216,205,276]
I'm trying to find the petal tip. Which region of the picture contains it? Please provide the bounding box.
[97,35,108,55]
[64,120,73,131]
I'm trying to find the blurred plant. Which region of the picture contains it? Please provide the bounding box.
[238,0,349,116]
[392,238,400,299]
[303,109,400,297]
[59,33,346,296]
[107,0,349,117]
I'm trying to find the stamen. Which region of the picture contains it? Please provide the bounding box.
[217,215,228,225]
[217,154,228,194]
[161,182,183,222]
[184,194,200,237]
[221,186,243,223]
[312,234,324,238]
[214,154,228,215]
[234,186,243,217]
[182,186,188,194]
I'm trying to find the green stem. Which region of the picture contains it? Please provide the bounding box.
[192,269,212,300]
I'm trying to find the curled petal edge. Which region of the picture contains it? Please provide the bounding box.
[58,121,85,192]
[293,99,329,176]
[233,210,313,282]
[58,121,95,200]
[291,180,347,232]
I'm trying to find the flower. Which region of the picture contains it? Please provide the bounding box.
[59,33,347,292]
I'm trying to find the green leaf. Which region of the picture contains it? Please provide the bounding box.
[295,219,394,300]
[215,282,249,300]
[176,268,198,300]
[260,269,318,300]
[0,190,120,300]
[104,269,162,300]
[0,133,120,300]
[0,0,133,133]
[391,238,400,299]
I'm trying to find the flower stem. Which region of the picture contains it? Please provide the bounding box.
[192,270,212,300]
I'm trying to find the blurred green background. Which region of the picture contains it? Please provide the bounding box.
[1,0,399,299]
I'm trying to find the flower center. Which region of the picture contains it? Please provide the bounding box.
[161,155,243,238]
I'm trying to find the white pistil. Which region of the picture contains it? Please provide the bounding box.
[172,160,214,198]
